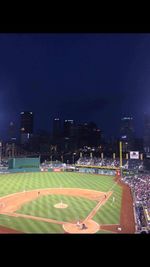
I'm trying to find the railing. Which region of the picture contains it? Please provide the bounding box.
[132,191,138,233]
[75,164,118,170]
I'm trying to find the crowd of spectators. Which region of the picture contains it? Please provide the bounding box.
[40,161,65,169]
[122,174,150,231]
[0,160,9,173]
[77,157,120,167]
[135,205,148,231]
[76,157,144,170]
[125,159,144,171]
[0,160,8,167]
[122,174,150,209]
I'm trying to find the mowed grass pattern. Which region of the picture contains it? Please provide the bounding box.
[94,186,122,224]
[0,214,64,233]
[0,172,122,233]
[0,172,115,196]
[18,195,97,222]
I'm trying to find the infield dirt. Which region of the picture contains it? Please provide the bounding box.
[0,177,135,233]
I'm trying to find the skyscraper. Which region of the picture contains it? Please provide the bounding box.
[120,117,134,152]
[53,118,61,138]
[144,113,150,153]
[64,120,74,137]
[20,111,33,144]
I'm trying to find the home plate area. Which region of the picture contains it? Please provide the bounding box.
[63,219,100,233]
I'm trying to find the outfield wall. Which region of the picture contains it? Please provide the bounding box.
[77,167,116,176]
[8,157,40,170]
[6,161,118,176]
[9,168,40,173]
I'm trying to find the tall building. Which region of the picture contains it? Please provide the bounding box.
[72,122,101,149]
[20,111,33,145]
[63,120,74,137]
[87,122,101,147]
[120,116,134,152]
[53,118,61,138]
[143,113,150,153]
[61,120,101,152]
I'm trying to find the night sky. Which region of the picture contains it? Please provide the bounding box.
[0,33,150,140]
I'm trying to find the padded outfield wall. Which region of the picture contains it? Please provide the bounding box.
[8,157,40,172]
[77,167,116,175]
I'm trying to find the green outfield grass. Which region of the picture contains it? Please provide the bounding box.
[0,172,122,233]
[18,195,97,222]
[94,186,122,224]
[97,230,114,233]
[0,214,64,233]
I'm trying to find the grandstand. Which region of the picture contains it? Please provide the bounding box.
[76,156,144,171]
[122,173,150,232]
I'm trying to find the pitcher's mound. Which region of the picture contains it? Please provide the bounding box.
[54,202,68,209]
[63,220,99,233]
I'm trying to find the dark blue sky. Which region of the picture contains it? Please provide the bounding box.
[0,33,150,140]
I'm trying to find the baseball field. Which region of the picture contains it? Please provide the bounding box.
[0,172,135,233]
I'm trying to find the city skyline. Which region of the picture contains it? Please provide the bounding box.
[0,110,148,142]
[0,33,150,139]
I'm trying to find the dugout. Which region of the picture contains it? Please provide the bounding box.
[8,157,40,172]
